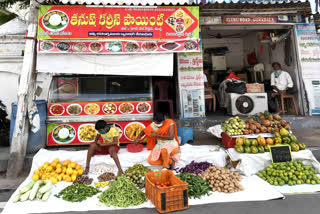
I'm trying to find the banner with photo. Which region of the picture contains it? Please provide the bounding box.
[178,52,205,119]
[37,5,199,41]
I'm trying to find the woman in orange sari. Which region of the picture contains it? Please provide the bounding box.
[133,113,180,169]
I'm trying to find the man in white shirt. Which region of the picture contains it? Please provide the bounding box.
[268,62,294,112]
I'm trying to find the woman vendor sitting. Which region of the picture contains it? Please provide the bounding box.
[133,113,180,170]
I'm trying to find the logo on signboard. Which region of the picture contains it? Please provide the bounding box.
[42,10,69,32]
[165,8,195,33]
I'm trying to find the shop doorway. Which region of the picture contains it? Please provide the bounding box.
[201,24,303,116]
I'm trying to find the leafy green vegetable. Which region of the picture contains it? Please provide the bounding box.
[177,173,211,199]
[55,184,100,202]
[98,176,147,208]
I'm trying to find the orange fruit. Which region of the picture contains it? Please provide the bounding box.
[50,177,58,184]
[63,174,68,181]
[78,168,84,175]
[32,174,39,181]
[57,175,62,182]
[33,170,39,175]
[66,168,73,175]
[63,160,71,166]
[72,171,78,176]
[50,162,57,168]
[65,176,72,183]
[75,165,81,170]
[54,158,60,163]
[70,162,77,169]
[55,168,62,174]
[62,167,67,174]
[46,166,53,172]
[56,163,62,168]
[71,175,77,182]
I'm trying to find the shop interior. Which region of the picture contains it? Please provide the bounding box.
[200,24,302,116]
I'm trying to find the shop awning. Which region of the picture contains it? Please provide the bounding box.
[37,53,174,76]
[43,0,318,13]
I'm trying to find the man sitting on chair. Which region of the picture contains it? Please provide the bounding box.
[268,62,294,113]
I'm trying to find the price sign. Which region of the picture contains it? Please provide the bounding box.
[269,144,293,163]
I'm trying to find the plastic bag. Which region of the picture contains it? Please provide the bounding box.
[226,81,247,94]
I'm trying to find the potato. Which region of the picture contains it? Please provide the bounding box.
[219,183,224,187]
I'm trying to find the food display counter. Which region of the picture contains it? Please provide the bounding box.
[46,75,153,146]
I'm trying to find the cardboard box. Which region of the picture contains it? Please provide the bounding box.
[237,73,248,82]
[247,83,265,93]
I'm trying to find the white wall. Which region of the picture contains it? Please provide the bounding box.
[243,31,297,85]
[0,71,19,117]
[202,38,244,71]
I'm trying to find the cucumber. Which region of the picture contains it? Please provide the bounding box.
[38,180,52,194]
[36,192,43,200]
[20,190,31,202]
[12,194,21,203]
[19,180,36,194]
[29,180,42,200]
[41,190,51,201]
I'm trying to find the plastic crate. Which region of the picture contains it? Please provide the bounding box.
[145,170,189,213]
[126,144,143,153]
[221,132,236,149]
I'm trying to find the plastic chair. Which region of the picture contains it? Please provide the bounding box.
[204,87,216,112]
[153,80,174,117]
[275,94,299,115]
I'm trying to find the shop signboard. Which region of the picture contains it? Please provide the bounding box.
[178,52,205,119]
[269,144,292,163]
[38,39,199,54]
[295,23,320,115]
[48,101,153,117]
[222,16,277,24]
[47,120,152,145]
[37,6,199,41]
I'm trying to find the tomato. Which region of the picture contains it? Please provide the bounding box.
[155,182,160,186]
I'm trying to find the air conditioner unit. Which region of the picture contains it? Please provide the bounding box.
[228,93,268,116]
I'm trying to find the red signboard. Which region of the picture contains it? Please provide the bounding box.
[48,101,153,117]
[47,120,152,146]
[38,39,199,54]
[38,6,199,41]
[222,16,277,24]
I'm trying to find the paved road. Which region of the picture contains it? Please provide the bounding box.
[1,193,320,214]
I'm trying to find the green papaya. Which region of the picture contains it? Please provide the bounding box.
[235,145,244,153]
[244,146,251,153]
[251,146,258,154]
[257,145,265,153]
[297,142,306,150]
[274,138,282,144]
[290,135,298,143]
[244,139,251,147]
[282,137,291,144]
[250,139,258,147]
[290,143,300,152]
[274,132,281,138]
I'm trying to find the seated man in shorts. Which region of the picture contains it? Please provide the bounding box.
[84,120,124,175]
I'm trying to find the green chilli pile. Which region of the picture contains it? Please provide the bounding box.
[124,164,150,188]
[176,173,211,199]
[98,176,147,208]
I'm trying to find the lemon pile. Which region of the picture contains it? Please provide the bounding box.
[32,159,84,184]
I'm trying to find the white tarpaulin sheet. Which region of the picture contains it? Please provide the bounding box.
[228,148,320,177]
[37,53,173,76]
[2,145,284,214]
[207,125,275,139]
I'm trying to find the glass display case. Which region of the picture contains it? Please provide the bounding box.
[46,75,153,146]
